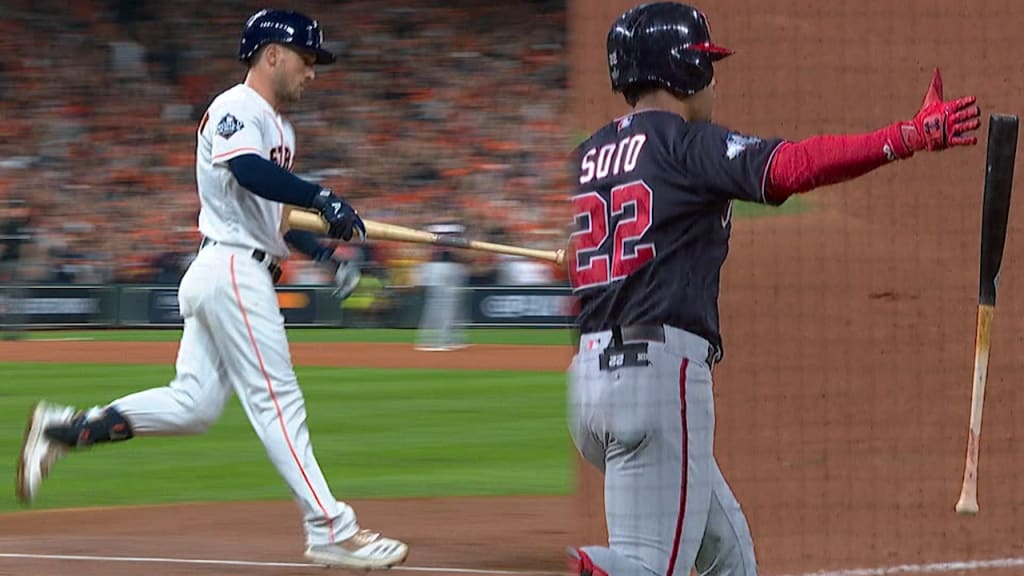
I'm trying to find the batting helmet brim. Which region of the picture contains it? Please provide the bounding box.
[308,46,337,66]
[689,42,734,60]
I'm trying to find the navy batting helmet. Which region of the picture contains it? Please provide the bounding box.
[239,9,336,65]
[607,2,732,98]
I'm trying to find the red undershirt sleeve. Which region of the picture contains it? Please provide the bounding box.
[765,122,915,202]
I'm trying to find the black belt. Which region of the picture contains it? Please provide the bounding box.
[611,324,666,344]
[199,237,282,284]
[609,324,722,365]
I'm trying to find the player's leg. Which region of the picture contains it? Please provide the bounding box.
[209,253,352,541]
[16,268,231,504]
[694,460,758,576]
[208,249,406,568]
[415,284,444,350]
[436,282,459,349]
[46,262,233,440]
[567,353,607,474]
[105,316,231,435]
[452,280,469,349]
[570,333,716,576]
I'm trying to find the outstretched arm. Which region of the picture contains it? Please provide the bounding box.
[766,68,980,202]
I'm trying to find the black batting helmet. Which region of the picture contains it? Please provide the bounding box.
[608,2,733,98]
[239,9,336,65]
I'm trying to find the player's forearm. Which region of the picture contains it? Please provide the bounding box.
[764,123,909,201]
[284,229,334,262]
[226,154,321,208]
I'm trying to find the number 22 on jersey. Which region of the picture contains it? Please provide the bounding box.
[570,182,655,290]
[570,132,654,291]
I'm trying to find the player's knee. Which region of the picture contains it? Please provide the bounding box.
[184,399,228,433]
[184,411,218,434]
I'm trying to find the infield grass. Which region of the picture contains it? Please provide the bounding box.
[0,363,569,512]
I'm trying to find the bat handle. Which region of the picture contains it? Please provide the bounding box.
[955,428,981,515]
[955,304,994,515]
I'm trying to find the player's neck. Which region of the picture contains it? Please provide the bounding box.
[244,75,281,112]
[633,92,700,122]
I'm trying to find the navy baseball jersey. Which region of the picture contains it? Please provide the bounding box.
[570,110,785,356]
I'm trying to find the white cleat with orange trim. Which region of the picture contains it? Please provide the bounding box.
[305,529,409,570]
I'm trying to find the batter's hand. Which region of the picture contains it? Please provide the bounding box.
[331,259,362,300]
[311,188,367,242]
[899,68,980,153]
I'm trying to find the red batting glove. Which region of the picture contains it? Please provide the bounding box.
[893,68,980,156]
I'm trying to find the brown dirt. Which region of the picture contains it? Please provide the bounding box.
[0,499,573,576]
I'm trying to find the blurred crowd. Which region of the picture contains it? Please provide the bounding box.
[0,0,570,287]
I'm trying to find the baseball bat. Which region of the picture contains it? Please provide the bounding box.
[955,113,1019,516]
[287,209,567,265]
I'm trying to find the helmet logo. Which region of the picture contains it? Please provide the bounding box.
[257,21,295,36]
[245,9,268,28]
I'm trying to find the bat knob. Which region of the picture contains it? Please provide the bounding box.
[955,487,979,515]
[555,248,567,266]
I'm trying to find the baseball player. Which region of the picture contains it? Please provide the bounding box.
[416,224,470,351]
[567,3,980,576]
[16,9,407,570]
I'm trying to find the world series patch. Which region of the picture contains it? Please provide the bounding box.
[724,132,763,160]
[216,113,244,139]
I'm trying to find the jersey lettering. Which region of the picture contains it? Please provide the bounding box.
[579,149,596,184]
[595,143,616,180]
[623,134,646,172]
[578,134,648,185]
[569,180,656,290]
[270,146,293,169]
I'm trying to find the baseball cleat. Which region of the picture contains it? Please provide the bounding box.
[305,529,408,570]
[16,401,76,505]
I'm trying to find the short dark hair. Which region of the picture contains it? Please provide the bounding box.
[246,44,269,68]
[622,81,663,107]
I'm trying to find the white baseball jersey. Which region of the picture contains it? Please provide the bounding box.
[196,83,296,258]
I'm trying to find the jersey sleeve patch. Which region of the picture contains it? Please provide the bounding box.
[216,113,245,140]
[724,132,764,160]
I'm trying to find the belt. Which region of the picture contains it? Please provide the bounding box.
[609,324,722,365]
[611,324,665,344]
[199,237,282,284]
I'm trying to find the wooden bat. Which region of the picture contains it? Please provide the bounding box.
[955,114,1019,516]
[287,209,567,266]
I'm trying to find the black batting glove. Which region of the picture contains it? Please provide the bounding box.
[310,188,366,242]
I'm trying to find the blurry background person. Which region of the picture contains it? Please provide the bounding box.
[415,223,469,351]
[0,199,32,339]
